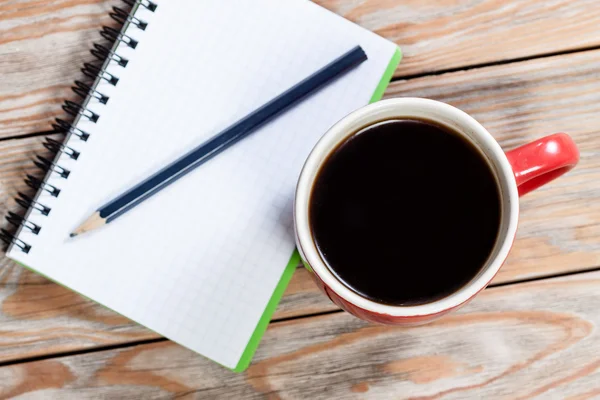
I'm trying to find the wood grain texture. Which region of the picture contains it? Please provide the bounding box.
[0,136,155,363]
[2,0,600,139]
[0,0,122,138]
[317,0,600,77]
[3,271,600,398]
[0,0,598,396]
[0,129,318,360]
[0,130,319,360]
[0,47,599,363]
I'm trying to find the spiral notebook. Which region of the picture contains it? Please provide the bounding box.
[5,0,401,371]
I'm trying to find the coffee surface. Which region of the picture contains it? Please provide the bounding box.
[309,119,501,305]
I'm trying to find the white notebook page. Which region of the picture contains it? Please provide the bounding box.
[9,0,397,369]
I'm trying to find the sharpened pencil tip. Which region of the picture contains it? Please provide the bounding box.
[70,211,105,238]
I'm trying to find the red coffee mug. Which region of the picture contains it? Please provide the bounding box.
[294,98,579,325]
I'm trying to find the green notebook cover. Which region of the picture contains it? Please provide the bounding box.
[15,47,402,373]
[233,47,402,372]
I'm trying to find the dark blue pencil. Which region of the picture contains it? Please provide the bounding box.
[71,45,368,236]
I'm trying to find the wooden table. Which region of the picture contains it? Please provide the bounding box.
[1,0,599,398]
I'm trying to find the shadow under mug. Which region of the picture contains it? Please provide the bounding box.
[294,98,579,325]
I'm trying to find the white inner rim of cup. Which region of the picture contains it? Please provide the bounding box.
[294,98,519,317]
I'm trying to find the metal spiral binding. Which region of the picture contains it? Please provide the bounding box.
[73,81,109,104]
[16,192,51,216]
[63,99,100,122]
[2,0,155,253]
[25,175,61,197]
[82,63,120,86]
[43,137,80,160]
[91,44,129,67]
[0,229,31,253]
[111,7,148,30]
[33,155,71,179]
[52,118,90,141]
[101,27,138,49]
[6,212,41,235]
[122,0,157,12]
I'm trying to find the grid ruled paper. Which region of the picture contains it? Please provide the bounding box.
[8,0,397,369]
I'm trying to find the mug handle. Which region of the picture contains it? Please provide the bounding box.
[505,133,579,197]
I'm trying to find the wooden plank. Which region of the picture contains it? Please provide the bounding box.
[0,132,325,360]
[0,128,326,359]
[2,0,600,139]
[0,47,598,363]
[3,270,600,398]
[0,136,154,362]
[318,0,600,77]
[0,256,326,363]
[0,0,122,138]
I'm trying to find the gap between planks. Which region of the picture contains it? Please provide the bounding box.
[393,43,600,81]
[2,42,600,144]
[2,13,600,369]
[1,263,600,370]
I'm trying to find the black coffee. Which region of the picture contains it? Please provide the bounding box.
[309,119,501,306]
